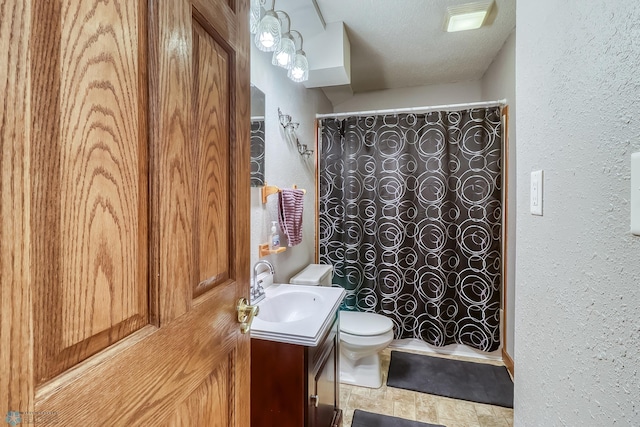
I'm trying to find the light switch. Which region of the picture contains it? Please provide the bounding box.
[531,170,543,216]
[632,153,640,235]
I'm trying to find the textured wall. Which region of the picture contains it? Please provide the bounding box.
[515,1,640,425]
[481,30,516,360]
[250,43,332,283]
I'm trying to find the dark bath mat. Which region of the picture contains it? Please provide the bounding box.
[352,410,445,427]
[386,351,513,408]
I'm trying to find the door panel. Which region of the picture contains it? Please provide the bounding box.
[192,18,231,298]
[148,0,194,322]
[58,0,145,348]
[167,353,233,426]
[34,284,241,425]
[32,0,149,385]
[0,0,251,424]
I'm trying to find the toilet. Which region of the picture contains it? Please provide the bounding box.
[338,311,394,388]
[290,264,394,389]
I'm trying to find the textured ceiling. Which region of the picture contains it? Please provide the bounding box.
[314,0,516,93]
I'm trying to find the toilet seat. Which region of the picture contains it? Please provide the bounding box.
[340,329,394,347]
[340,311,393,336]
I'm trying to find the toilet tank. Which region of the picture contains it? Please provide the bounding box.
[289,264,333,286]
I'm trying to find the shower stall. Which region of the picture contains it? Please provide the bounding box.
[317,101,505,354]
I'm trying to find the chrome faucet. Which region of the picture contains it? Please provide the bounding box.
[251,260,275,305]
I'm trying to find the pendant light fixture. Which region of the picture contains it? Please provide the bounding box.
[272,11,295,69]
[287,31,309,83]
[254,0,281,52]
[251,3,309,83]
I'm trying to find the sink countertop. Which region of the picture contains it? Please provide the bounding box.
[250,284,345,347]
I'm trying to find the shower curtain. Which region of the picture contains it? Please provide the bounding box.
[319,107,502,352]
[250,119,265,186]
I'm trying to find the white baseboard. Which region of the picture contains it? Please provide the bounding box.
[389,339,503,362]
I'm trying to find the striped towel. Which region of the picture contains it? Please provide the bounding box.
[278,189,305,247]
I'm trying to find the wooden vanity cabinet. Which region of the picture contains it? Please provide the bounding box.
[251,314,342,427]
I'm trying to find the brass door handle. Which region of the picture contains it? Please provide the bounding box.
[237,298,259,334]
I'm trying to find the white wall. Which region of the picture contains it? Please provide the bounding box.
[481,30,516,361]
[516,2,640,425]
[332,80,482,113]
[250,43,333,283]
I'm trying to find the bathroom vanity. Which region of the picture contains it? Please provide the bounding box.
[251,314,340,427]
[249,284,345,427]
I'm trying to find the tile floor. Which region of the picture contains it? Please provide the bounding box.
[340,348,514,427]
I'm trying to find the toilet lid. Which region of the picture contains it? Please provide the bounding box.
[340,311,393,336]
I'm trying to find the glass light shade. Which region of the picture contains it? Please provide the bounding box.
[250,0,262,34]
[272,34,296,69]
[254,11,281,52]
[287,50,309,82]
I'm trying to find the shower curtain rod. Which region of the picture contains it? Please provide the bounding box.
[315,99,507,119]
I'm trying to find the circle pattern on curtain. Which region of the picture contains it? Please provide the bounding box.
[250,120,265,186]
[319,108,502,352]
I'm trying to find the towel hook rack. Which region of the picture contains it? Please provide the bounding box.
[261,182,306,204]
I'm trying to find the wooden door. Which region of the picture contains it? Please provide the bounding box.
[1,0,250,425]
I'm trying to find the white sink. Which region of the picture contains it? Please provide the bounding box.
[250,284,345,347]
[257,291,324,323]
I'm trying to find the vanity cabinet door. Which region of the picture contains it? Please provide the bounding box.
[310,343,337,426]
[251,339,306,427]
[309,317,342,427]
